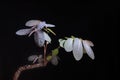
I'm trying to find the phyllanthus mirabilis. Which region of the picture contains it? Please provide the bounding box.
[14,20,95,80]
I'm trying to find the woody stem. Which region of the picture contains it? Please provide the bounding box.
[13,61,48,80]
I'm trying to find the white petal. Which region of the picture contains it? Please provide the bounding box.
[45,24,55,27]
[59,39,66,48]
[43,32,51,43]
[37,21,46,29]
[73,38,83,61]
[34,31,45,47]
[25,20,40,27]
[16,28,31,36]
[28,55,38,61]
[64,38,73,52]
[83,40,95,60]
[85,40,94,47]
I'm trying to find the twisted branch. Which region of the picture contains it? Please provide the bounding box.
[13,61,48,80]
[13,42,48,80]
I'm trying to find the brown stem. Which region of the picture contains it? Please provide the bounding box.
[13,61,48,80]
[44,41,47,65]
[13,41,49,80]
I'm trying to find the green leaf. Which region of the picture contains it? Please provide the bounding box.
[52,48,59,56]
[46,55,52,61]
[71,35,75,39]
[64,37,68,39]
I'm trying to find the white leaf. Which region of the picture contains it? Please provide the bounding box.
[43,32,51,43]
[83,40,95,60]
[85,40,94,47]
[58,39,63,42]
[59,39,66,48]
[51,56,59,66]
[16,29,31,36]
[73,38,83,61]
[83,40,94,54]
[37,21,46,29]
[28,55,38,61]
[25,20,40,27]
[45,24,55,27]
[34,31,45,47]
[64,38,73,52]
[37,21,55,30]
[37,55,43,63]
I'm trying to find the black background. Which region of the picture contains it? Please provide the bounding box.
[0,1,118,80]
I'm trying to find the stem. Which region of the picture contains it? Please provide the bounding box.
[44,41,48,65]
[13,41,48,80]
[13,61,48,80]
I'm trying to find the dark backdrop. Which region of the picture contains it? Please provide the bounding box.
[0,1,118,80]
